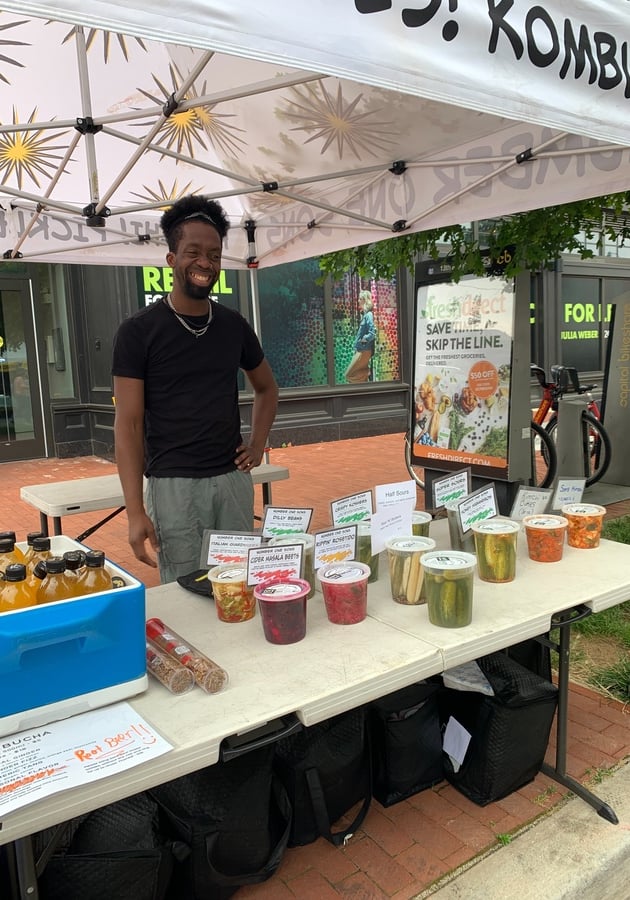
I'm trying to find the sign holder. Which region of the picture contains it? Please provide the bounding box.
[410,254,533,515]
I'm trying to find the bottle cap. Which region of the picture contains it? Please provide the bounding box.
[85,550,106,567]
[32,536,52,551]
[44,556,67,574]
[4,563,27,582]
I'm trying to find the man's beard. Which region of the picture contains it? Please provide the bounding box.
[183,277,212,301]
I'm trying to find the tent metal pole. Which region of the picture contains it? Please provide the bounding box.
[94,51,213,214]
[406,132,570,229]
[7,132,82,256]
[75,27,100,206]
[249,268,261,337]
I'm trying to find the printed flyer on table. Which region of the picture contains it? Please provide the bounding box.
[0,703,172,816]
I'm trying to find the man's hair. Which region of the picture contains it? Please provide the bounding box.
[160,195,230,252]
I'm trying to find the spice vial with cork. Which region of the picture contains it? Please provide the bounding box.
[146,617,228,694]
[146,641,195,694]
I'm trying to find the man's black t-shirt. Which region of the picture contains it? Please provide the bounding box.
[112,299,264,478]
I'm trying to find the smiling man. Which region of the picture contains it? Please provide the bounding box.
[112,195,278,583]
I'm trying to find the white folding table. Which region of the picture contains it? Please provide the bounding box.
[20,464,290,540]
[3,523,630,897]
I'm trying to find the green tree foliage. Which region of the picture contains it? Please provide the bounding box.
[318,194,630,283]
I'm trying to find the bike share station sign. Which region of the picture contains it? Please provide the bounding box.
[411,251,533,514]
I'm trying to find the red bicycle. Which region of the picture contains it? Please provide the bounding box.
[531,364,611,488]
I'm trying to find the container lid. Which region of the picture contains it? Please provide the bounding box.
[470,517,520,535]
[385,536,436,553]
[412,510,433,523]
[421,550,477,573]
[208,564,247,583]
[522,514,568,529]
[317,561,371,584]
[267,532,314,548]
[254,577,310,601]
[561,503,606,516]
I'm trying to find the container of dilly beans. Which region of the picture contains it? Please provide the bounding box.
[421,551,476,628]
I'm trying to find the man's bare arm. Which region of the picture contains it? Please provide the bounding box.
[235,359,279,470]
[113,375,159,567]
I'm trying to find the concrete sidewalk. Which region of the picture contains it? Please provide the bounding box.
[428,760,630,899]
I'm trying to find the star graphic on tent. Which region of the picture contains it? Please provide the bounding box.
[129,179,199,207]
[0,107,71,189]
[281,82,395,159]
[58,24,147,63]
[0,15,30,84]
[137,66,246,160]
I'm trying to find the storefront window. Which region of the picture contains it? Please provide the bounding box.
[37,263,75,399]
[332,274,400,385]
[559,276,607,373]
[257,259,327,388]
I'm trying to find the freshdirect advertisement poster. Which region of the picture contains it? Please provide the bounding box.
[412,275,515,475]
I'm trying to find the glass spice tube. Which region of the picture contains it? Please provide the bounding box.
[145,617,228,694]
[146,641,195,694]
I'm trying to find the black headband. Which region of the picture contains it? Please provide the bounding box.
[181,211,221,229]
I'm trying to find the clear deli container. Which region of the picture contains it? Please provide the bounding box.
[208,564,256,622]
[422,550,476,628]
[471,518,519,583]
[317,561,370,625]
[254,577,310,644]
[561,503,606,549]
[385,536,436,605]
[522,514,568,562]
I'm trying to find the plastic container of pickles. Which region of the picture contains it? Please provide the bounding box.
[267,533,316,598]
[207,564,256,622]
[411,510,432,537]
[471,518,519,583]
[385,536,436,605]
[356,520,379,583]
[422,551,476,628]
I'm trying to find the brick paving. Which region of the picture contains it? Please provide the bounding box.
[2,433,630,898]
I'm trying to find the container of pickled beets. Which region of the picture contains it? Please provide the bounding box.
[317,561,370,625]
[254,577,310,644]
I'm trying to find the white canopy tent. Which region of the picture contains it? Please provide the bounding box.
[0,2,628,269]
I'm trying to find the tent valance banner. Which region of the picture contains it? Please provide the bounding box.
[0,2,629,269]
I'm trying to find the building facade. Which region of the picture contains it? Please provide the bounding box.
[0,238,628,465]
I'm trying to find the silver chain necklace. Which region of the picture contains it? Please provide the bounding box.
[164,293,212,338]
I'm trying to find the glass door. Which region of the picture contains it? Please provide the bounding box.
[0,278,46,461]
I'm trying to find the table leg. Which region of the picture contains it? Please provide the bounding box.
[39,512,49,538]
[262,482,272,506]
[540,606,618,824]
[52,517,62,536]
[13,837,39,899]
